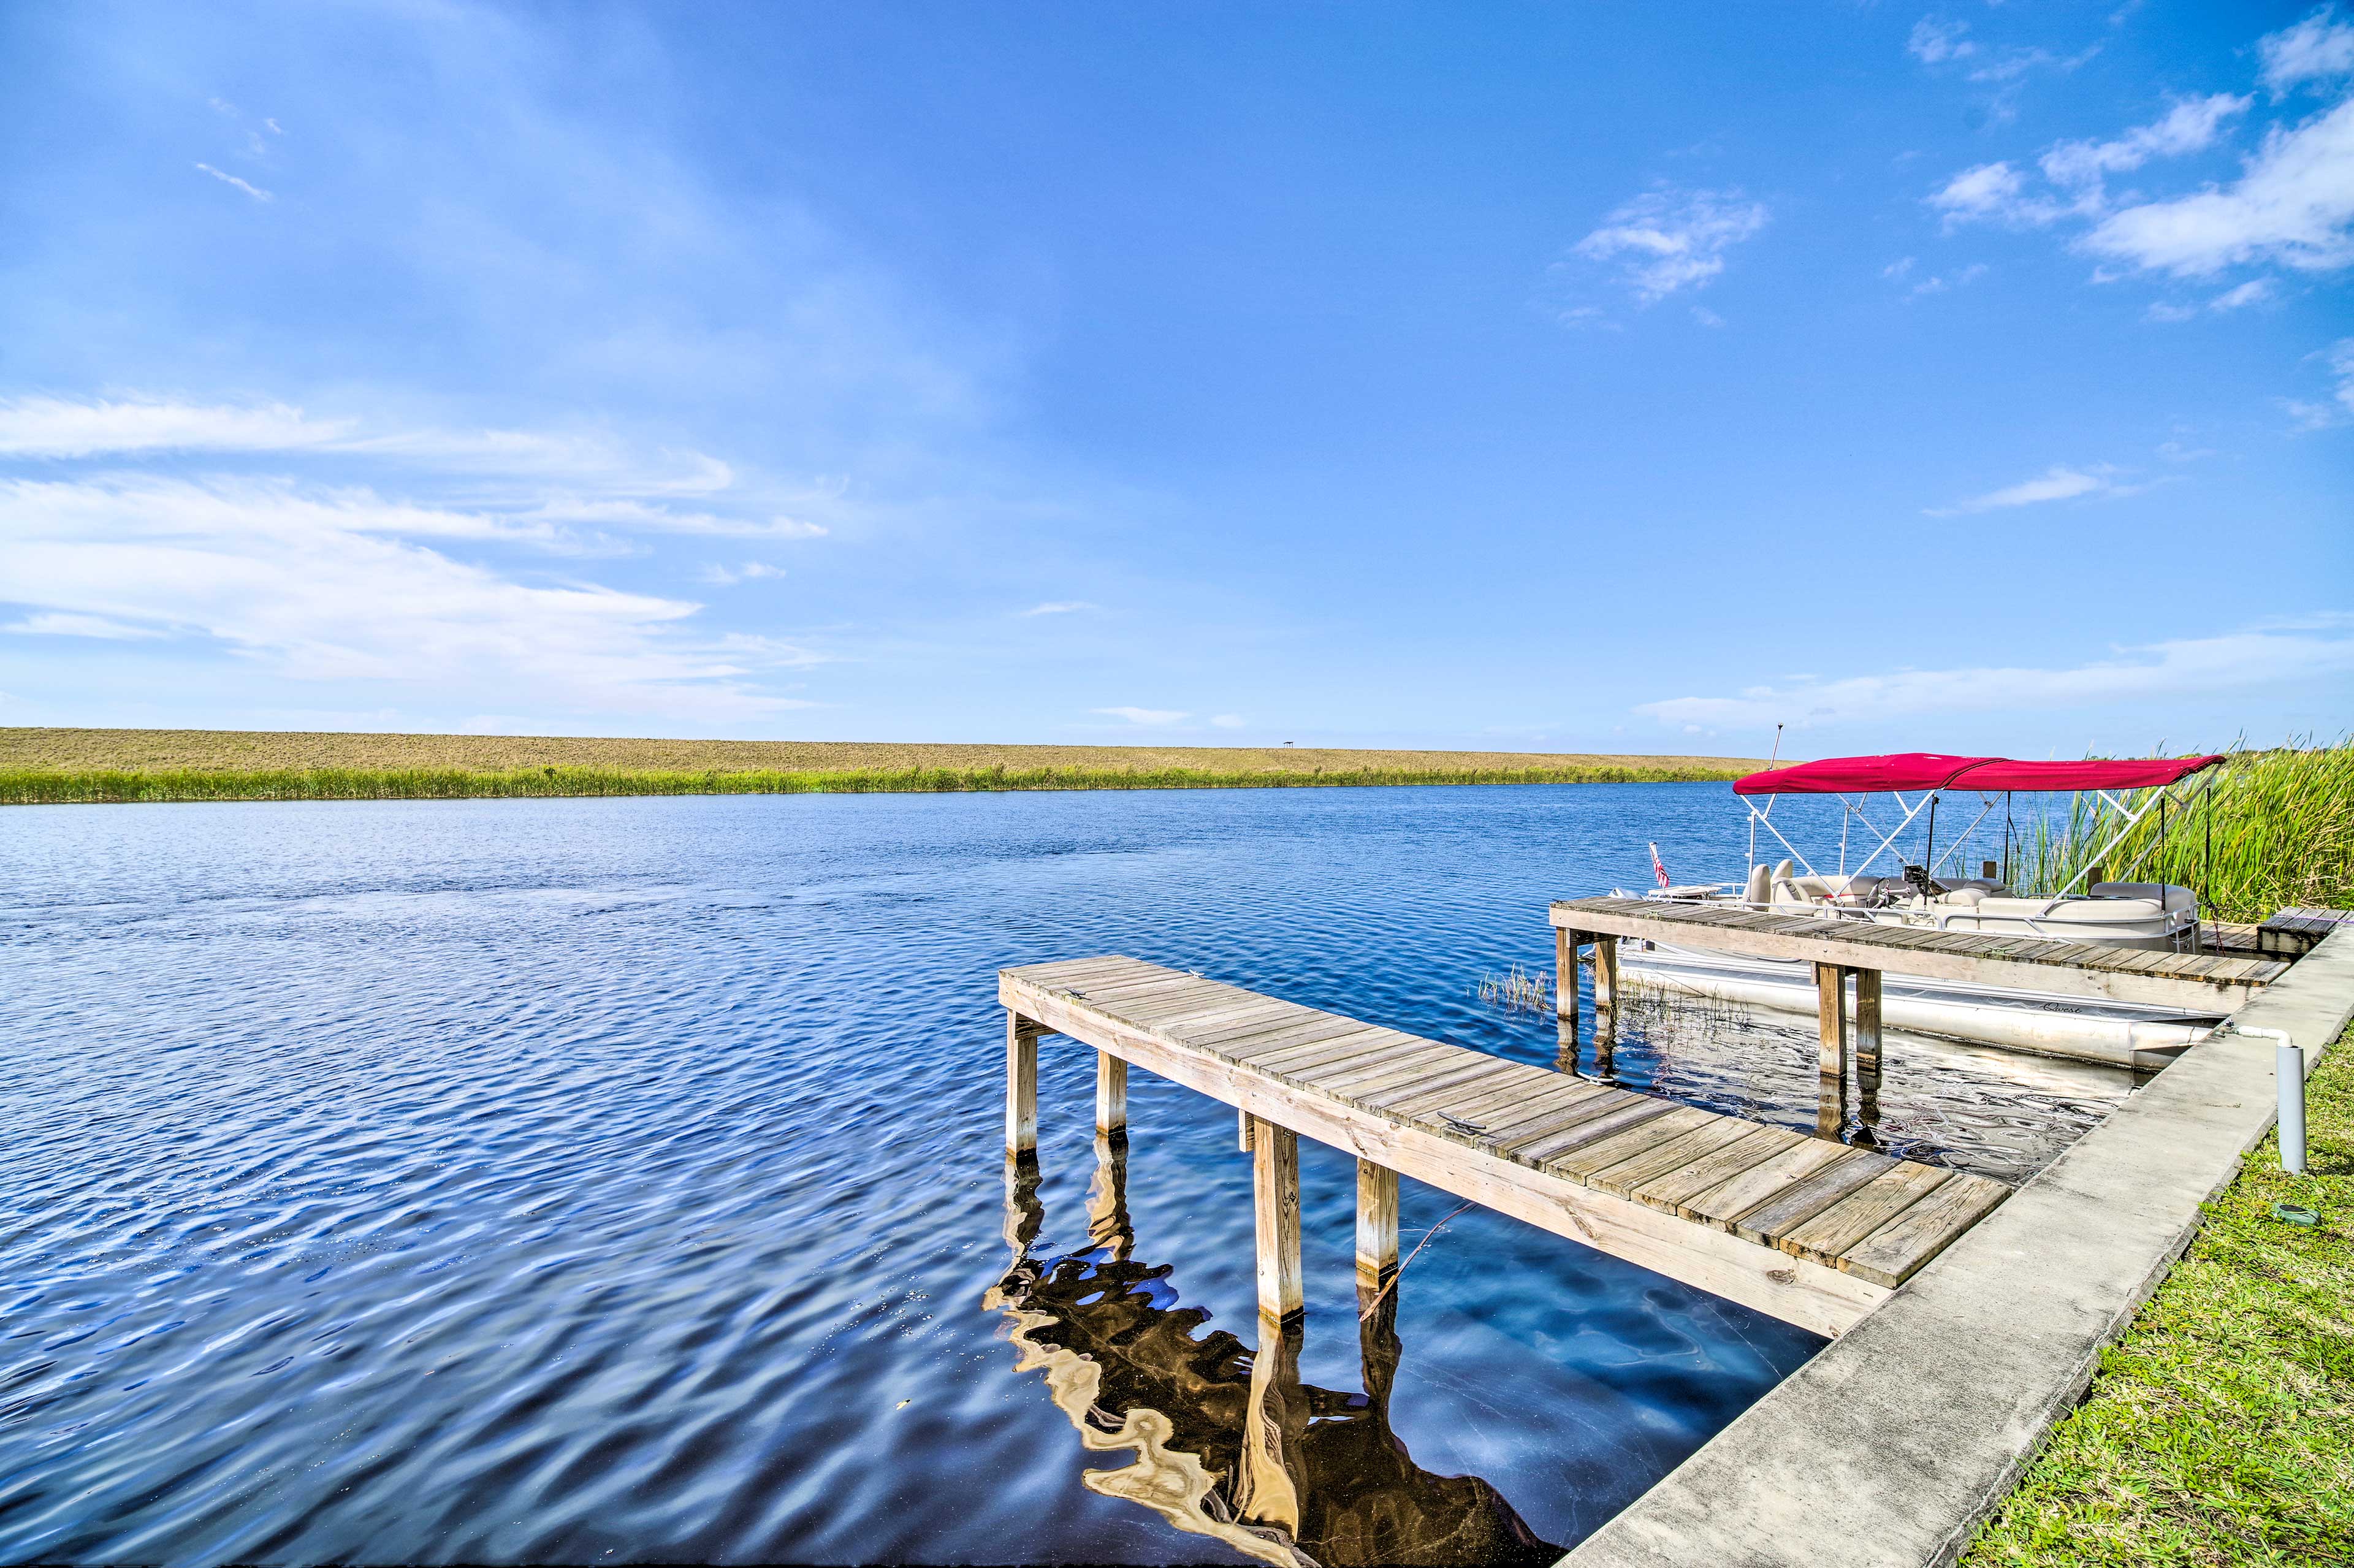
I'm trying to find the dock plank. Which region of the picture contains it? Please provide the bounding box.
[1550,896,2287,1009]
[1838,1171,2011,1287]
[1000,956,2011,1336]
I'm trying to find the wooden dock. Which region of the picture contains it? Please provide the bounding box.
[999,956,2009,1338]
[1549,895,2287,1011]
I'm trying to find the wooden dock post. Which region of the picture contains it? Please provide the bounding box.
[1592,934,1618,1008]
[1555,927,1580,1032]
[1095,1051,1127,1138]
[1238,1108,1255,1152]
[1007,1012,1040,1159]
[1815,963,1849,1138]
[1252,1116,1303,1324]
[1854,969,1884,1090]
[1356,1158,1399,1288]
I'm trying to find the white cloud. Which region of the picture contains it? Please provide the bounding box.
[2283,335,2354,425]
[1021,600,1097,617]
[2211,277,2276,309]
[194,162,272,202]
[2260,7,2354,94]
[1634,623,2354,729]
[0,474,813,718]
[1210,714,1246,729]
[1689,305,1726,327]
[3,612,167,639]
[1571,186,1769,303]
[1094,706,1188,726]
[1926,463,2150,515]
[699,561,785,585]
[2039,94,2250,198]
[264,117,283,135]
[2083,96,2354,276]
[1906,262,1987,299]
[1927,162,2044,227]
[0,397,772,527]
[0,396,351,457]
[2146,300,2201,322]
[1883,257,1917,279]
[1908,17,1976,64]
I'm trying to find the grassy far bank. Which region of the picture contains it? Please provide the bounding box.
[1964,1019,2354,1568]
[0,728,1769,805]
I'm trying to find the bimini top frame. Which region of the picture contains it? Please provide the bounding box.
[1732,752,2228,897]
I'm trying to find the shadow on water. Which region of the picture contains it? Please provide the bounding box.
[988,1139,1561,1568]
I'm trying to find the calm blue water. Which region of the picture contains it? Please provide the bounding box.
[0,784,2120,1564]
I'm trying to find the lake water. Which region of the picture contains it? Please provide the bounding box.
[0,785,2134,1564]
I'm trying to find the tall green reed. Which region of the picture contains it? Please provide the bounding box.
[2002,738,2354,922]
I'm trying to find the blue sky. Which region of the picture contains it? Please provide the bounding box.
[0,1,2347,756]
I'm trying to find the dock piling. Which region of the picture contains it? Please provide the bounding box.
[1554,927,1579,1032]
[1814,962,1849,1138]
[1007,1012,1041,1159]
[1252,1116,1304,1324]
[1095,1051,1127,1137]
[1356,1159,1400,1288]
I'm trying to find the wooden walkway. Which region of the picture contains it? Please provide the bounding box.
[1550,896,2287,1010]
[1000,956,2010,1338]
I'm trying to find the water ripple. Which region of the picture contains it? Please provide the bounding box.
[0,787,2123,1562]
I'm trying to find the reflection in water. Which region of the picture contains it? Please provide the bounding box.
[989,1143,1561,1568]
[1552,991,2135,1186]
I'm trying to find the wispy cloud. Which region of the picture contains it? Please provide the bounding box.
[1094,706,1189,726]
[2084,96,2354,276]
[3,611,167,639]
[1568,186,1769,305]
[2259,7,2354,95]
[1926,15,2354,284]
[698,561,786,585]
[0,396,345,457]
[0,473,819,718]
[2280,335,2354,427]
[1021,600,1097,617]
[1908,18,1976,65]
[194,162,272,202]
[1634,621,2354,729]
[1925,463,2152,515]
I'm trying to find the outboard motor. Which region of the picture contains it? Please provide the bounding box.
[1902,863,1946,899]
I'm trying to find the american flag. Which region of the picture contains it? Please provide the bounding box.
[1649,842,1671,889]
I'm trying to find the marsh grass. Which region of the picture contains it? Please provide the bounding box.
[1474,964,1555,1013]
[0,729,1763,805]
[2000,739,2354,922]
[1963,1020,2354,1567]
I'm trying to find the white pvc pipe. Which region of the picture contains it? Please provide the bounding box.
[2239,1026,2306,1175]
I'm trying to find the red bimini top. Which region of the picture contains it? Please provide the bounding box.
[1732,752,2226,796]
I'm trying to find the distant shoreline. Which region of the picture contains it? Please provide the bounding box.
[0,728,1767,805]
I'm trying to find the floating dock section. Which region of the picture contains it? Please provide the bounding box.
[999,956,2008,1338]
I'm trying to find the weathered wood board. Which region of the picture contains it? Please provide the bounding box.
[1553,896,2286,1010]
[1002,956,2013,1336]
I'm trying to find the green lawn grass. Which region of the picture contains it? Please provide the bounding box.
[1963,1021,2354,1567]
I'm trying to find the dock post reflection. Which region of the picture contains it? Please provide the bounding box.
[981,1135,1562,1567]
[1238,1316,1306,1536]
[1086,1130,1133,1262]
[1002,1150,1045,1258]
